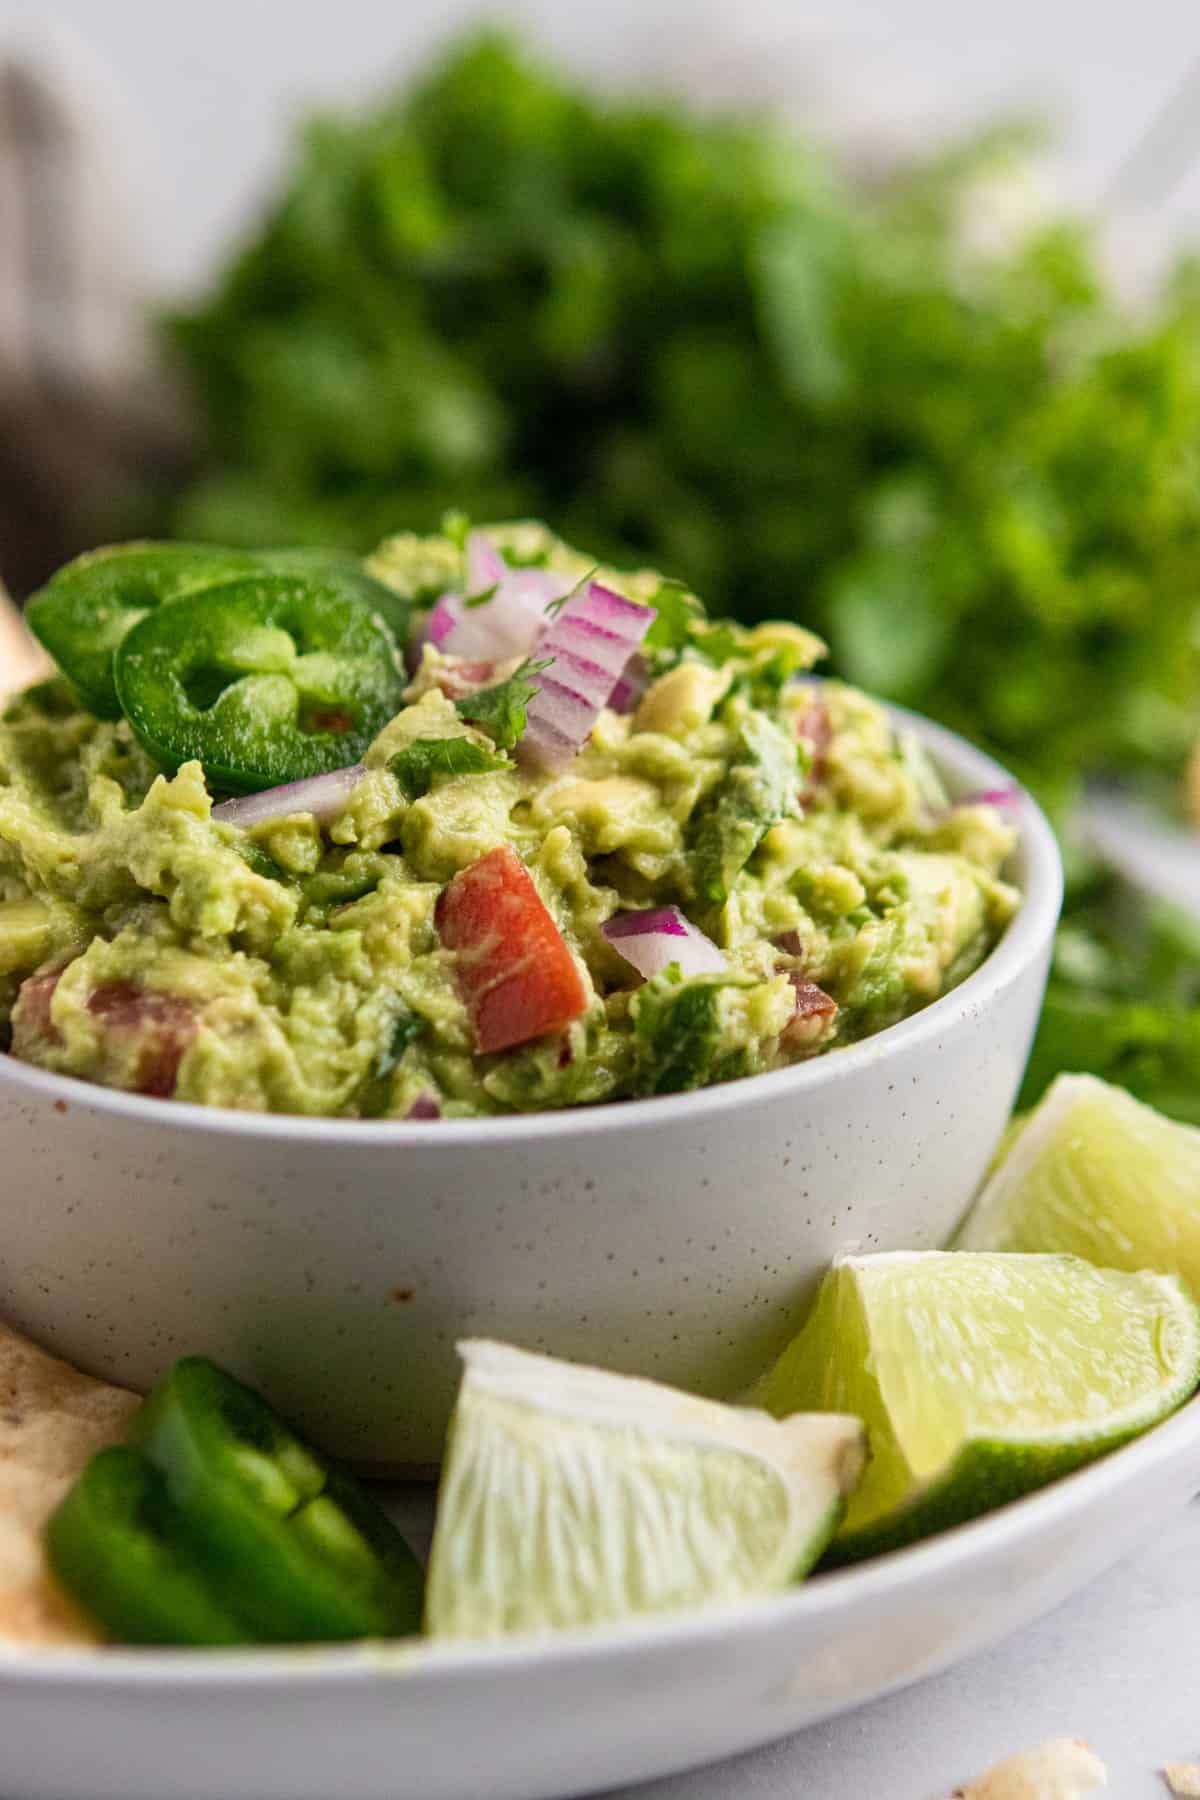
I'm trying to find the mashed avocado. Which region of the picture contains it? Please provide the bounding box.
[0,524,1017,1117]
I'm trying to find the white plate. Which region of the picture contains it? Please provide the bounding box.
[2,1397,1198,1800]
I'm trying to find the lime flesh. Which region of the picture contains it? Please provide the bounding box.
[424,1340,864,1639]
[756,1250,1200,1561]
[957,1073,1200,1300]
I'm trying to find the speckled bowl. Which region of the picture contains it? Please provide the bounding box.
[0,713,1061,1469]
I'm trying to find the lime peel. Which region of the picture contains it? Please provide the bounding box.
[757,1250,1200,1563]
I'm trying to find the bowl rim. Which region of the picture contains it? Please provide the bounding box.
[0,707,1062,1146]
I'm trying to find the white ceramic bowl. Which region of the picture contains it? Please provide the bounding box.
[0,712,1062,1468]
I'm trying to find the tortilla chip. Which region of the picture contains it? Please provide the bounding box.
[1165,1767,1200,1798]
[0,1324,137,1646]
[940,1738,1108,1799]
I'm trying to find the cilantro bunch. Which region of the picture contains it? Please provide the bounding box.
[165,30,1200,803]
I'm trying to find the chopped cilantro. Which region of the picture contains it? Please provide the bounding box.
[690,713,802,903]
[643,582,703,654]
[440,509,471,552]
[630,973,749,1095]
[455,656,552,749]
[389,735,509,799]
[373,1001,425,1081]
[543,565,597,622]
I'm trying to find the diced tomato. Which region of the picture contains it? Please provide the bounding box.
[12,969,65,1049]
[86,982,198,1098]
[11,970,197,1097]
[796,698,832,789]
[782,975,838,1050]
[435,845,589,1055]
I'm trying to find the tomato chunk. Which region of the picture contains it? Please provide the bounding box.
[87,982,197,1099]
[12,969,65,1049]
[435,846,589,1054]
[782,976,838,1050]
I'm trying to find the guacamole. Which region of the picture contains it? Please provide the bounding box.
[0,524,1017,1117]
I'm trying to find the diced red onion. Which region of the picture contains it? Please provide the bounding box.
[601,905,726,981]
[519,583,656,771]
[957,783,1023,817]
[609,652,650,715]
[212,764,365,828]
[430,533,574,662]
[405,1093,442,1121]
[466,531,505,596]
[428,594,459,650]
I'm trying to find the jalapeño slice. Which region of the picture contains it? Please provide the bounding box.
[45,1446,254,1646]
[128,1358,423,1642]
[258,548,412,647]
[25,542,264,718]
[25,542,411,722]
[113,574,405,792]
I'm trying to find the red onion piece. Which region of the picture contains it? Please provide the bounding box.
[601,905,726,981]
[431,533,574,661]
[465,531,505,596]
[972,784,1022,807]
[405,1093,442,1121]
[956,783,1023,817]
[212,763,365,828]
[428,594,460,650]
[609,652,650,715]
[520,583,656,771]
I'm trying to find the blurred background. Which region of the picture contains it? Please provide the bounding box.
[5,0,1200,1112]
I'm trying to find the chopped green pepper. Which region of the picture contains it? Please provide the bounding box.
[114,574,406,792]
[44,1446,255,1646]
[25,542,412,723]
[127,1357,423,1642]
[25,542,263,718]
[257,547,413,646]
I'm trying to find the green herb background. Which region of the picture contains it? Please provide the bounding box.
[161,31,1200,1121]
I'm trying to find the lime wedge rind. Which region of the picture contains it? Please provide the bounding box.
[824,1414,1182,1566]
[758,1250,1200,1565]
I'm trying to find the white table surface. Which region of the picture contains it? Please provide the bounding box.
[610,1495,1200,1800]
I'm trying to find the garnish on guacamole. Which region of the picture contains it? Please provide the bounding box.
[0,522,1017,1117]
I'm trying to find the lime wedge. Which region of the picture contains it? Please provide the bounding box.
[958,1073,1200,1298]
[424,1340,865,1639]
[757,1250,1199,1562]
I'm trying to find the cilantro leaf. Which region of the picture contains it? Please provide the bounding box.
[373,1001,425,1081]
[643,582,704,654]
[630,973,752,1095]
[690,713,802,903]
[440,509,471,552]
[389,735,508,798]
[455,656,551,750]
[543,565,597,622]
[462,581,500,610]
